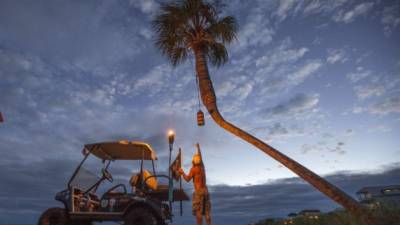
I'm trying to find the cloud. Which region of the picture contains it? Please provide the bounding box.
[265,123,306,142]
[262,93,319,119]
[354,84,386,99]
[234,82,254,101]
[249,38,321,98]
[250,38,321,97]
[234,5,275,51]
[332,2,375,24]
[328,142,347,155]
[287,61,322,86]
[275,0,296,22]
[270,0,350,23]
[0,0,143,68]
[368,96,400,115]
[369,125,392,133]
[345,128,354,137]
[381,4,400,36]
[216,79,253,101]
[217,81,236,98]
[326,48,348,64]
[131,64,172,96]
[352,96,400,116]
[300,130,351,156]
[346,67,371,83]
[129,0,159,16]
[349,68,400,113]
[301,0,348,17]
[255,38,309,69]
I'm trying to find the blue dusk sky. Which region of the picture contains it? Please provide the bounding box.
[0,0,399,225]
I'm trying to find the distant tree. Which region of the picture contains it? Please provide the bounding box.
[152,0,373,223]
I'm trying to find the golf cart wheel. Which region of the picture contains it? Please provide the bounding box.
[73,220,92,225]
[124,207,159,225]
[37,207,70,225]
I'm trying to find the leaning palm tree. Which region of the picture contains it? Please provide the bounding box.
[153,0,372,223]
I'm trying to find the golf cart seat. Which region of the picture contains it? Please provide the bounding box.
[130,169,160,191]
[129,171,189,201]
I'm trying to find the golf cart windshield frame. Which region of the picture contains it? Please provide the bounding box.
[67,146,112,192]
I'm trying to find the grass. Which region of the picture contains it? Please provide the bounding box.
[254,206,400,225]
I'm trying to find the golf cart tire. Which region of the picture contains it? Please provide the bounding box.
[124,207,160,225]
[37,207,70,225]
[72,220,92,225]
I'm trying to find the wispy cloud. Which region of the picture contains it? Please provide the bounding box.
[288,60,322,85]
[354,84,386,100]
[235,8,275,51]
[326,48,348,64]
[262,93,319,120]
[347,67,371,83]
[265,122,306,142]
[132,64,172,96]
[381,4,400,36]
[255,38,309,69]
[129,0,159,16]
[275,0,296,22]
[368,96,400,115]
[332,2,375,24]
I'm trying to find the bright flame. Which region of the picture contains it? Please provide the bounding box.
[119,140,129,145]
[167,129,175,137]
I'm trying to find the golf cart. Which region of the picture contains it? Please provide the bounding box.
[38,140,189,225]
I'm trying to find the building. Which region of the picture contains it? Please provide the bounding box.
[356,185,400,208]
[297,209,321,219]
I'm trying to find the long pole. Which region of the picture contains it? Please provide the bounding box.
[168,142,173,211]
[179,148,183,216]
[168,130,175,214]
[179,178,183,216]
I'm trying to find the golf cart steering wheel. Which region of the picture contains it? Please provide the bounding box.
[100,184,127,201]
[102,168,113,182]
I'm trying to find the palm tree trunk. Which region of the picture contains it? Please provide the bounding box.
[193,49,374,223]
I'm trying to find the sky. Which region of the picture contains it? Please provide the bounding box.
[0,0,399,224]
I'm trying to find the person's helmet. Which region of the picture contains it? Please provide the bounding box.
[192,154,202,165]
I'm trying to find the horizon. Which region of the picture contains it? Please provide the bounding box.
[0,0,399,225]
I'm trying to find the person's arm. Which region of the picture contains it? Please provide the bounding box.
[179,167,194,182]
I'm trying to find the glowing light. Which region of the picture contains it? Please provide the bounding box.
[168,129,175,137]
[168,129,175,145]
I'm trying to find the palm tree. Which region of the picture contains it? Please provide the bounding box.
[152,0,372,222]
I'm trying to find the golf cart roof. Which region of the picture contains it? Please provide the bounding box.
[84,141,158,160]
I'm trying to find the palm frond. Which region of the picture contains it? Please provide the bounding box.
[207,16,238,43]
[206,42,228,67]
[170,47,189,66]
